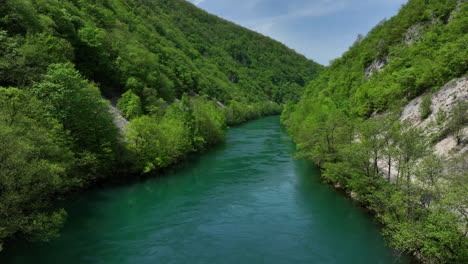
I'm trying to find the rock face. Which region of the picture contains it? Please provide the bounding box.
[364,57,388,79]
[216,101,225,108]
[401,76,468,156]
[109,104,129,135]
[448,0,464,22]
[404,23,425,45]
[377,76,468,181]
[401,76,467,127]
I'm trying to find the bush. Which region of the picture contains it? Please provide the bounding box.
[117,89,143,120]
[420,94,432,120]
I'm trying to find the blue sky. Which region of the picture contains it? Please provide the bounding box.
[187,0,408,65]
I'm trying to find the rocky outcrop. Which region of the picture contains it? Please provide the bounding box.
[109,104,129,135]
[216,101,225,108]
[434,128,467,156]
[404,23,425,45]
[377,76,468,181]
[400,76,468,145]
[448,0,464,22]
[364,56,388,79]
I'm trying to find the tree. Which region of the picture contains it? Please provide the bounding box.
[447,101,468,144]
[379,112,401,182]
[190,97,226,148]
[359,118,385,178]
[0,87,74,249]
[419,94,432,120]
[33,63,118,180]
[296,106,352,166]
[413,154,443,206]
[117,89,143,120]
[33,63,118,154]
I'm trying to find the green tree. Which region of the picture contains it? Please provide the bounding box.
[447,101,468,144]
[117,89,143,120]
[33,63,118,180]
[419,94,432,120]
[0,87,75,249]
[33,63,118,153]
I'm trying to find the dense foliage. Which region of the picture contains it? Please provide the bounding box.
[0,0,321,250]
[0,0,322,103]
[283,0,468,263]
[289,0,466,118]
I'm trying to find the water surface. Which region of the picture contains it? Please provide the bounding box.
[1,116,408,263]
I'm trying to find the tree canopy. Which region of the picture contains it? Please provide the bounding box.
[283,1,468,263]
[0,0,321,250]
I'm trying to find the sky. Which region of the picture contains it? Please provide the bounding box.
[187,0,408,65]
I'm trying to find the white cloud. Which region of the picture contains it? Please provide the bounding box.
[245,0,348,35]
[187,0,407,64]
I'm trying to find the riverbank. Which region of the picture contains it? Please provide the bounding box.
[282,107,468,263]
[0,99,281,253]
[0,116,409,264]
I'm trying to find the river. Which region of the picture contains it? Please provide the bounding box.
[1,116,409,263]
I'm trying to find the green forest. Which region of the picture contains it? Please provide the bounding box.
[0,0,467,263]
[0,0,321,251]
[282,0,467,263]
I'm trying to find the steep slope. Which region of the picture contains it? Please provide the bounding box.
[0,0,322,251]
[156,0,320,102]
[286,0,466,118]
[0,0,322,103]
[283,0,467,263]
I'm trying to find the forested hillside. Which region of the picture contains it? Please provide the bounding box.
[0,0,321,102]
[283,0,467,263]
[0,0,322,251]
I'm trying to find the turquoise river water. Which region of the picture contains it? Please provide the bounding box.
[0,116,409,263]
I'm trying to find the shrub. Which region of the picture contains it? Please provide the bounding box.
[420,94,432,120]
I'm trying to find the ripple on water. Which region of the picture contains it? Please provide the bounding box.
[0,116,410,264]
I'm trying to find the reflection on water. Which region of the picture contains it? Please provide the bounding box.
[0,116,408,264]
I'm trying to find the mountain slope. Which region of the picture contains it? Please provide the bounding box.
[283,0,467,263]
[286,0,466,118]
[0,0,321,250]
[0,0,322,103]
